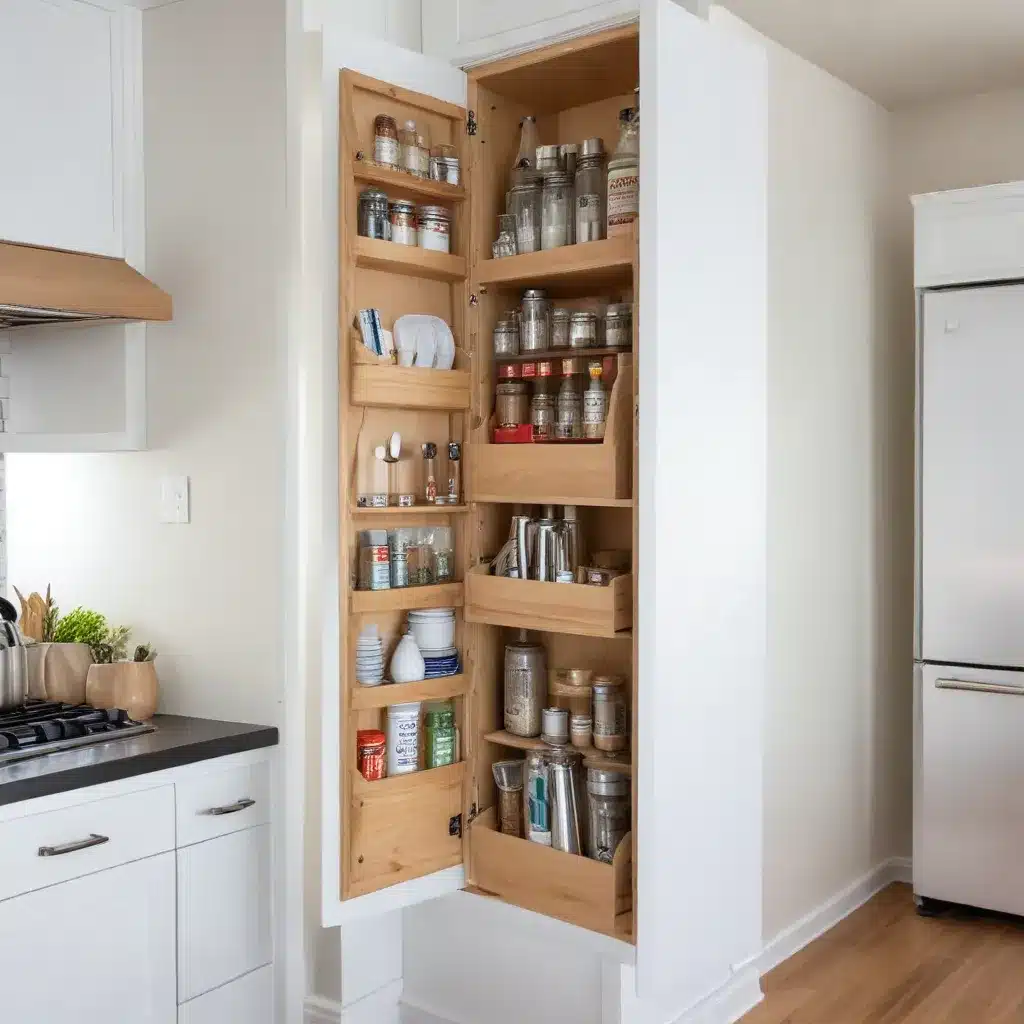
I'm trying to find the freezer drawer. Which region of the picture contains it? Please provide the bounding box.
[920,283,1024,667]
[916,663,1024,913]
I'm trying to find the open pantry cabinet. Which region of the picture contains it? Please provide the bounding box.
[326,0,765,1012]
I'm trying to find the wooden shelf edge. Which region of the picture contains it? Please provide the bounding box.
[351,159,466,203]
[475,236,634,287]
[351,363,471,410]
[470,493,633,508]
[484,730,632,775]
[355,236,467,282]
[351,582,465,613]
[351,504,470,518]
[351,673,468,710]
[352,760,465,796]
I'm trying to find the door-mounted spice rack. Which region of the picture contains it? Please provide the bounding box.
[350,335,472,411]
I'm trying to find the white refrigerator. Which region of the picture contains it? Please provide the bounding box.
[916,281,1024,914]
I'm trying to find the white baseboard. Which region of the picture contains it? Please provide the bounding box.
[755,855,911,977]
[673,965,764,1024]
[305,996,341,1024]
[400,1004,458,1024]
[306,980,404,1024]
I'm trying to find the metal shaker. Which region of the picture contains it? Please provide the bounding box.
[561,505,583,574]
[548,747,584,854]
[503,629,545,737]
[512,514,533,580]
[531,504,560,582]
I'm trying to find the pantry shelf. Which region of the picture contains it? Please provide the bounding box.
[484,729,632,776]
[351,362,471,410]
[351,504,470,518]
[351,159,466,204]
[355,236,466,282]
[351,582,464,614]
[351,759,464,796]
[351,674,468,711]
[475,236,633,295]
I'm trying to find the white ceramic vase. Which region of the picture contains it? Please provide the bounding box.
[390,632,425,683]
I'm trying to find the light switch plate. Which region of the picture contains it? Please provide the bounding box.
[159,476,190,524]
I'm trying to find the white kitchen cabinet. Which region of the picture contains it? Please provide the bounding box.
[177,823,274,1002]
[178,965,274,1024]
[0,851,177,1024]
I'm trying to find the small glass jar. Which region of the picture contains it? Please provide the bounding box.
[373,114,400,170]
[604,302,633,349]
[550,308,570,350]
[424,700,457,768]
[389,200,417,246]
[432,527,454,584]
[510,180,542,254]
[358,188,390,240]
[430,144,460,185]
[556,373,582,440]
[399,119,429,178]
[586,769,630,863]
[530,383,555,440]
[541,172,573,250]
[493,318,520,358]
[422,442,438,503]
[583,362,608,439]
[575,138,606,243]
[496,380,530,427]
[592,676,628,752]
[417,205,451,253]
[492,213,518,260]
[568,310,598,349]
[520,289,550,353]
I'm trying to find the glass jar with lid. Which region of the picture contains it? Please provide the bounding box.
[607,108,639,237]
[492,213,518,260]
[604,302,633,349]
[556,371,582,440]
[535,145,563,173]
[373,114,399,170]
[575,137,606,243]
[586,768,630,863]
[568,310,598,349]
[530,382,555,440]
[417,205,451,253]
[493,318,520,358]
[541,172,573,250]
[399,120,429,178]
[520,289,550,353]
[358,189,390,240]
[509,180,542,254]
[550,308,570,350]
[389,200,417,246]
[496,380,530,427]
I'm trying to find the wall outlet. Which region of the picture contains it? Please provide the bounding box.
[159,476,190,524]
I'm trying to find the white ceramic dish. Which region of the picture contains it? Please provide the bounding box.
[394,315,455,370]
[408,617,455,653]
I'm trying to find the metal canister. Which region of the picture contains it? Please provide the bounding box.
[604,302,633,349]
[561,504,583,573]
[524,750,551,845]
[541,707,569,745]
[586,768,630,863]
[531,505,560,582]
[357,188,390,240]
[549,748,584,854]
[592,676,628,752]
[496,381,530,427]
[530,386,555,440]
[504,630,546,737]
[493,318,520,357]
[568,311,598,349]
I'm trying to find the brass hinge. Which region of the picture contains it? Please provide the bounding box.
[467,110,478,136]
[449,814,462,837]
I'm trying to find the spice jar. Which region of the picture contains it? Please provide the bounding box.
[530,382,555,440]
[536,145,563,172]
[496,380,530,427]
[541,171,573,250]
[510,180,542,254]
[399,119,429,178]
[541,707,569,746]
[432,525,454,582]
[592,675,628,752]
[492,213,518,259]
[556,372,582,440]
[446,441,462,504]
[569,310,598,349]
[373,114,400,169]
[571,714,592,749]
[357,729,386,781]
[520,289,550,353]
[575,137,606,243]
[357,188,390,240]
[358,530,391,591]
[583,362,608,439]
[422,442,438,503]
[386,701,421,776]
[417,205,451,253]
[389,527,412,588]
[604,302,633,349]
[429,144,460,185]
[551,308,570,350]
[424,699,456,768]
[493,318,520,357]
[586,768,630,863]
[389,199,417,246]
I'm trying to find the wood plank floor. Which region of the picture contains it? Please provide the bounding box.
[742,884,1024,1023]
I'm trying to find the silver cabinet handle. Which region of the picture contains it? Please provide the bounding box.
[38,833,109,857]
[936,678,1024,696]
[202,797,256,817]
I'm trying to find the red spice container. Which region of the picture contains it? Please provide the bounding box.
[357,729,386,781]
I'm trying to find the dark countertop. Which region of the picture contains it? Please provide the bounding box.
[0,715,279,807]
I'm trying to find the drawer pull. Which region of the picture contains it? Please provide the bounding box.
[38,833,110,857]
[202,797,256,816]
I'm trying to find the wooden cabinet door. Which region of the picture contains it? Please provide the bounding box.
[635,0,766,1012]
[0,852,176,1024]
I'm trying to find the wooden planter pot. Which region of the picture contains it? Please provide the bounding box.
[86,660,160,722]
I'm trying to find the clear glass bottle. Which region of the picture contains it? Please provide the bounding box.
[530,382,555,440]
[509,181,542,254]
[520,289,550,353]
[422,442,438,503]
[583,362,608,439]
[541,172,573,250]
[575,137,606,243]
[556,372,582,440]
[492,213,518,259]
[512,116,539,179]
[607,109,639,237]
[399,119,429,178]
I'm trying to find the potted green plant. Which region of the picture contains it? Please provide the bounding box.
[23,600,107,704]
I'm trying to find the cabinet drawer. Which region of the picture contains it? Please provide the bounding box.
[178,965,273,1024]
[176,759,270,846]
[0,785,175,902]
[177,823,273,1002]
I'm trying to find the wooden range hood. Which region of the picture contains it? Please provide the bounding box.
[0,241,172,329]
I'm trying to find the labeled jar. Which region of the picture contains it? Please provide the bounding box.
[357,188,390,241]
[389,527,412,588]
[541,171,573,250]
[389,199,417,246]
[520,289,550,353]
[510,180,542,254]
[373,114,400,169]
[430,144,460,185]
[422,442,438,503]
[386,702,421,776]
[570,714,592,749]
[357,729,386,781]
[493,318,520,357]
[592,676,628,752]
[399,119,429,178]
[530,383,555,440]
[586,768,630,862]
[607,108,639,236]
[496,380,530,427]
[551,308,570,350]
[417,205,451,253]
[358,530,391,591]
[541,706,569,746]
[575,138,606,243]
[583,362,608,439]
[424,699,456,768]
[604,302,633,349]
[556,373,582,440]
[568,310,598,349]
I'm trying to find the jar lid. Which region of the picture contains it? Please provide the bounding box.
[496,380,528,392]
[495,319,519,331]
[547,747,583,766]
[523,288,547,299]
[359,188,388,201]
[422,442,437,458]
[560,143,579,156]
[360,529,389,545]
[543,171,572,186]
[605,302,633,316]
[357,729,386,746]
[390,199,416,212]
[593,673,626,686]
[551,308,570,321]
[587,768,629,795]
[581,137,605,156]
[374,114,398,129]
[418,204,451,220]
[510,178,542,192]
[536,144,562,161]
[570,311,598,323]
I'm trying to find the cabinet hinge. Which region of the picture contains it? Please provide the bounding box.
[467,110,477,136]
[449,813,462,837]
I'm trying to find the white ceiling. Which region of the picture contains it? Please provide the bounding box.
[720,0,1024,109]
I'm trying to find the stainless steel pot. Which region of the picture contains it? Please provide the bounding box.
[0,627,27,712]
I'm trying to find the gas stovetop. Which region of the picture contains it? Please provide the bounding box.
[0,702,155,765]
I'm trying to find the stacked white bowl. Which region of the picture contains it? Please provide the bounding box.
[355,625,384,685]
[407,608,458,677]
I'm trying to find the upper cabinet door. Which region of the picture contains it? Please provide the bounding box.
[0,0,129,258]
[636,0,765,1012]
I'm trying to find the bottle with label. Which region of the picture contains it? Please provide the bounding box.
[583,362,608,439]
[606,107,639,237]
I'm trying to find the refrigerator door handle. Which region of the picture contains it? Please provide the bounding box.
[936,677,1024,696]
